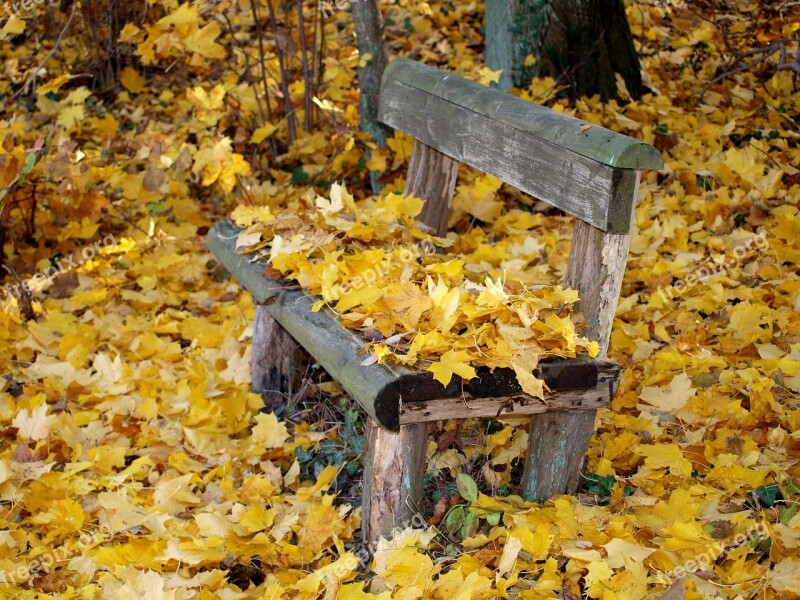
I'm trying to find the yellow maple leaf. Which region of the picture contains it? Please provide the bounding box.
[584,560,614,597]
[509,525,551,560]
[37,74,76,96]
[251,412,289,449]
[336,285,384,313]
[231,205,275,227]
[602,538,656,569]
[119,67,147,93]
[58,104,85,129]
[0,15,24,41]
[117,22,141,42]
[767,557,800,593]
[477,67,503,85]
[192,138,251,193]
[185,21,226,59]
[639,372,697,413]
[429,349,477,386]
[497,535,522,576]
[100,568,176,600]
[153,474,201,514]
[12,403,56,440]
[634,443,693,477]
[250,123,278,144]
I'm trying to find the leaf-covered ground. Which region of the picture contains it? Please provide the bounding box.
[0,1,799,598]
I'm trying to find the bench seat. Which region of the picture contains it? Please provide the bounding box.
[208,220,621,432]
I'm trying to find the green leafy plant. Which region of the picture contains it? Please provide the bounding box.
[442,473,480,541]
[584,473,616,505]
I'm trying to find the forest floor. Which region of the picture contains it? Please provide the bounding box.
[0,0,799,598]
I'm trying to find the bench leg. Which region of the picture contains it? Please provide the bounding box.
[362,421,427,546]
[252,305,308,406]
[521,410,597,502]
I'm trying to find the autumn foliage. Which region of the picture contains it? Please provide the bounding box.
[0,0,799,598]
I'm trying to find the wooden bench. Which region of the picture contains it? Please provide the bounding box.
[207,59,662,545]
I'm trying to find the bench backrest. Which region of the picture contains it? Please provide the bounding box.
[377,59,663,358]
[379,59,662,234]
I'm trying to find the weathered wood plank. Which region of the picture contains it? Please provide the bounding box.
[209,220,403,429]
[565,171,638,359]
[405,140,460,237]
[380,59,662,170]
[361,421,428,545]
[400,363,619,424]
[208,221,613,431]
[521,409,598,502]
[378,61,661,234]
[252,305,308,407]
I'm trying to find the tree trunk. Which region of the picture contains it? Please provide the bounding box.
[351,0,391,192]
[486,0,646,101]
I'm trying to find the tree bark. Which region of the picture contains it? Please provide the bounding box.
[352,0,391,192]
[352,0,389,146]
[486,0,647,101]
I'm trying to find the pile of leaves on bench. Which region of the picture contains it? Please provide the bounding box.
[230,183,599,398]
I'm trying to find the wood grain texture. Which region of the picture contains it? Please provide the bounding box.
[400,363,619,424]
[521,175,638,503]
[380,59,662,170]
[251,305,308,405]
[378,61,661,233]
[565,171,639,359]
[361,421,428,545]
[381,80,637,233]
[405,140,460,237]
[521,409,598,502]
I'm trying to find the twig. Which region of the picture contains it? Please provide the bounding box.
[248,2,280,151]
[261,0,298,144]
[27,182,36,237]
[692,40,799,98]
[220,7,278,157]
[11,5,78,101]
[314,3,326,130]
[221,9,265,123]
[2,263,35,322]
[310,3,321,129]
[777,45,800,74]
[296,0,312,132]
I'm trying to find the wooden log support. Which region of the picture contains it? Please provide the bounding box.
[520,173,639,503]
[521,410,598,502]
[565,172,639,359]
[361,421,428,545]
[360,139,460,542]
[252,305,308,408]
[406,141,460,237]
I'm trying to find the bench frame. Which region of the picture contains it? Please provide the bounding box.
[208,59,661,546]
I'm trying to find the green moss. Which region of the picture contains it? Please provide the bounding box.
[509,0,549,87]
